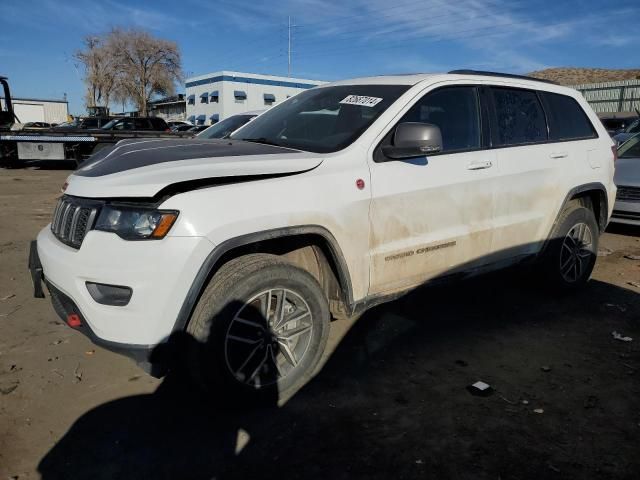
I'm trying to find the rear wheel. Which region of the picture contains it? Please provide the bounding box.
[186,253,330,401]
[538,200,599,289]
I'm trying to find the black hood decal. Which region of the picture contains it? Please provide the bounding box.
[75,138,299,177]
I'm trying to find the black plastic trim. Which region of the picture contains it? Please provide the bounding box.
[540,182,609,254]
[28,240,45,298]
[85,281,133,306]
[448,69,557,85]
[172,225,355,333]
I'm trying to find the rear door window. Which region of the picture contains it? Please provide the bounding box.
[400,86,481,153]
[539,92,597,141]
[490,87,547,146]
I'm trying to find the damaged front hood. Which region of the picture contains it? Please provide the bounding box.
[65,138,323,198]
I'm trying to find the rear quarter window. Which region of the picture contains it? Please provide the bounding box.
[490,87,547,146]
[539,92,597,141]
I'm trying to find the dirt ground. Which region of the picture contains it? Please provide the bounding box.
[1,164,639,480]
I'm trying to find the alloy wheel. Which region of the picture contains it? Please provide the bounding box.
[559,222,594,283]
[224,288,314,388]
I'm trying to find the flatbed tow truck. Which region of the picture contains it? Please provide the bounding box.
[1,75,187,167]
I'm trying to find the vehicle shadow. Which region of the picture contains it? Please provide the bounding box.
[37,272,640,479]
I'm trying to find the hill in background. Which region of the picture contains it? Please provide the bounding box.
[528,67,640,86]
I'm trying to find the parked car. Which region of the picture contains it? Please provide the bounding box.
[600,116,634,136]
[196,111,263,139]
[53,117,112,129]
[101,116,170,131]
[613,117,640,145]
[186,125,209,133]
[168,121,192,129]
[30,70,616,400]
[171,123,195,132]
[610,132,640,225]
[22,122,52,130]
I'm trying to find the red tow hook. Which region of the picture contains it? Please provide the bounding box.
[66,314,82,328]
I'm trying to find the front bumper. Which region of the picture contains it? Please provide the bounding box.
[29,240,158,373]
[31,227,215,370]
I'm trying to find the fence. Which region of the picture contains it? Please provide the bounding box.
[570,79,640,114]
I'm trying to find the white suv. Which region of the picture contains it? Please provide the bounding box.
[30,71,616,399]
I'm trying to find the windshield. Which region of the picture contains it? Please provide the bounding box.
[618,133,640,158]
[197,114,256,139]
[230,85,410,153]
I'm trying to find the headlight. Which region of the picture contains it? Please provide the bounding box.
[95,206,179,240]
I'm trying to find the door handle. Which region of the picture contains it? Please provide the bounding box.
[550,152,568,159]
[467,160,493,170]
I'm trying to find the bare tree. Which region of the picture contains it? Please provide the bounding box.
[74,36,118,110]
[107,28,182,116]
[75,29,182,115]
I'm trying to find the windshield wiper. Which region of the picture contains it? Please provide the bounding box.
[240,137,281,147]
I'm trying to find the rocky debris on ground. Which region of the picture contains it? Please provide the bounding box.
[623,254,640,260]
[627,281,640,289]
[73,364,83,383]
[1,293,16,301]
[0,380,19,395]
[604,303,627,313]
[541,365,552,372]
[612,331,633,342]
[467,381,493,397]
[597,248,613,257]
[533,408,544,414]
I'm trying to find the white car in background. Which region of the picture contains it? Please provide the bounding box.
[611,133,640,225]
[31,70,616,401]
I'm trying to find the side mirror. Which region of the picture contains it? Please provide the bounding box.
[381,122,443,160]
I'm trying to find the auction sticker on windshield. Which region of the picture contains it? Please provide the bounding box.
[340,95,383,107]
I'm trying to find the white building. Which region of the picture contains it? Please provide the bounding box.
[0,96,68,124]
[185,71,326,125]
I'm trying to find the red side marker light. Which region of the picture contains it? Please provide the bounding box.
[356,178,365,190]
[67,313,82,328]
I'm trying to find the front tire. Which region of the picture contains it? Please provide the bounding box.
[186,253,330,401]
[539,200,599,289]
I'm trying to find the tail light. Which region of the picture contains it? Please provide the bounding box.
[611,144,618,163]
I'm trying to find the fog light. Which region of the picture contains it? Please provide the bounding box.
[67,313,82,328]
[86,282,133,306]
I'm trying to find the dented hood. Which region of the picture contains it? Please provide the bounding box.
[65,138,323,198]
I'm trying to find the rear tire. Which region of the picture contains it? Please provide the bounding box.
[538,200,599,289]
[186,253,330,402]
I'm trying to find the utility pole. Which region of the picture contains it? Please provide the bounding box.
[287,16,292,77]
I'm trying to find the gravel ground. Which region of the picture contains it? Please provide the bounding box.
[1,165,639,480]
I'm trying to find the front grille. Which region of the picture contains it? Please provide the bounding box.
[50,196,100,248]
[617,186,640,202]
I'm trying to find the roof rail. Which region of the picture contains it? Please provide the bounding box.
[448,69,557,85]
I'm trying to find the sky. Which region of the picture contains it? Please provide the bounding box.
[2,0,638,115]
